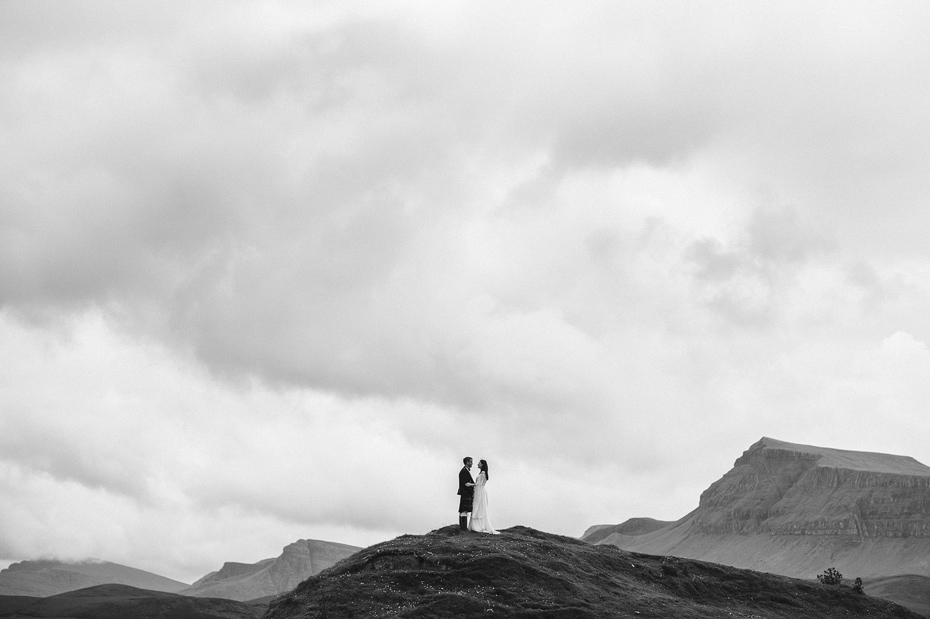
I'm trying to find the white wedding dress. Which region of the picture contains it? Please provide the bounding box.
[468,471,497,534]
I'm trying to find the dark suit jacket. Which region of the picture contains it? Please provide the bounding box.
[458,466,475,496]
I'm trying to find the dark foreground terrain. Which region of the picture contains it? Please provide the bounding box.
[264,525,923,619]
[0,583,264,619]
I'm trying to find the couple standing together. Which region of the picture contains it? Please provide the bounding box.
[457,457,497,534]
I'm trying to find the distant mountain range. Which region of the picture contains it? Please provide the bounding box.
[0,559,187,597]
[0,584,263,619]
[581,517,672,544]
[12,436,930,615]
[0,539,361,601]
[182,539,362,601]
[585,436,930,614]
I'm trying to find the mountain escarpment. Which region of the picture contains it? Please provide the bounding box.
[184,539,361,601]
[596,438,930,582]
[694,437,930,538]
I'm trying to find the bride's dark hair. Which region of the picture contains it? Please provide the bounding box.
[478,459,489,480]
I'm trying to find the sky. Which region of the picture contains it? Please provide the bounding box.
[2,0,930,584]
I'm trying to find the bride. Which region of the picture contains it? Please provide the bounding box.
[468,459,497,534]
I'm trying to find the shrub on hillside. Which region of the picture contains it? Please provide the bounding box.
[817,567,843,586]
[852,577,864,595]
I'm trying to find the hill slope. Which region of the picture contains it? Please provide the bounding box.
[264,525,921,619]
[0,583,261,619]
[0,559,188,597]
[183,539,361,601]
[864,575,930,618]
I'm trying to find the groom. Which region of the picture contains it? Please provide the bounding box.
[457,456,475,530]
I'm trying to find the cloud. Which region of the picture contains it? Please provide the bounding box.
[4,0,930,582]
[0,309,681,580]
[683,207,833,328]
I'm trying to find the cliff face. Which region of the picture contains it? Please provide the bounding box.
[261,539,360,593]
[183,539,361,601]
[595,438,930,583]
[189,559,274,588]
[694,437,930,538]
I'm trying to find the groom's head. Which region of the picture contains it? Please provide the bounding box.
[463,457,473,468]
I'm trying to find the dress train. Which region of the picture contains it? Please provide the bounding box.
[468,471,497,534]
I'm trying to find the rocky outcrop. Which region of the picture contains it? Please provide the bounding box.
[183,539,360,601]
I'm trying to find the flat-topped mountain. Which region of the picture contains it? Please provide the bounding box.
[183,539,361,601]
[590,437,930,613]
[582,517,673,544]
[264,525,921,618]
[694,437,930,538]
[0,559,187,597]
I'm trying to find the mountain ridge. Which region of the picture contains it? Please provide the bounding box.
[581,517,673,544]
[0,559,187,597]
[747,437,930,476]
[0,584,262,619]
[181,538,361,601]
[0,537,361,601]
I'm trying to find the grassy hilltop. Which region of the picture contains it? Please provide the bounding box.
[264,525,920,619]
